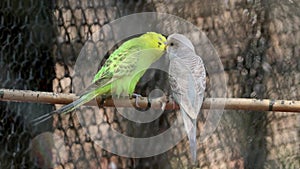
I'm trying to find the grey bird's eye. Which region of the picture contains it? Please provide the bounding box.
[170,42,174,46]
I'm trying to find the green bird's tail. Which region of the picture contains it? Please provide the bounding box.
[31,90,101,126]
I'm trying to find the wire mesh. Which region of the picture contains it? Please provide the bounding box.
[0,0,299,168]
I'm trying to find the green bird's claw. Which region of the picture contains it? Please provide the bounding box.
[132,93,142,108]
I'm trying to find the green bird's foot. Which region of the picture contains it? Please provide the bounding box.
[131,93,142,108]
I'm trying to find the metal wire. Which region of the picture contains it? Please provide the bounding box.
[0,0,299,168]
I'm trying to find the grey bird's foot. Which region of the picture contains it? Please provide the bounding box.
[168,95,177,110]
[157,94,168,110]
[148,93,168,110]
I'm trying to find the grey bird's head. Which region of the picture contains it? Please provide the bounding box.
[166,33,195,58]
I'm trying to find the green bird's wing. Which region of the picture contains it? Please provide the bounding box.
[80,41,142,96]
[93,40,142,81]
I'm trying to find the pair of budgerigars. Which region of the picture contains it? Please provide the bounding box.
[32,32,206,163]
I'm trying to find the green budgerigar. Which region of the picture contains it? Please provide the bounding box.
[32,32,167,125]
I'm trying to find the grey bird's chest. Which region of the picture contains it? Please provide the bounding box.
[168,55,206,97]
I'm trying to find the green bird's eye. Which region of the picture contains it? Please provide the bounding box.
[158,42,162,45]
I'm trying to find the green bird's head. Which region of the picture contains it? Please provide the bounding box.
[140,32,167,51]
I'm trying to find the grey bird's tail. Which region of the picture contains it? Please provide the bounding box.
[181,109,197,163]
[188,119,197,163]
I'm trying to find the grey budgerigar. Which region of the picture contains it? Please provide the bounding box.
[166,33,206,163]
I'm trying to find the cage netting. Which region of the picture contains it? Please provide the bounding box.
[0,0,299,168]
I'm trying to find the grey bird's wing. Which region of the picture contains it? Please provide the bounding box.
[169,52,206,119]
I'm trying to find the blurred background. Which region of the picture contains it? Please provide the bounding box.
[0,0,299,168]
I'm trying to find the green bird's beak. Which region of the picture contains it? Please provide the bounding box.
[164,42,168,50]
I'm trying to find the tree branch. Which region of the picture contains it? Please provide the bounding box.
[0,89,299,113]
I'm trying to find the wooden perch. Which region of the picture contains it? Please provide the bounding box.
[0,89,300,113]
